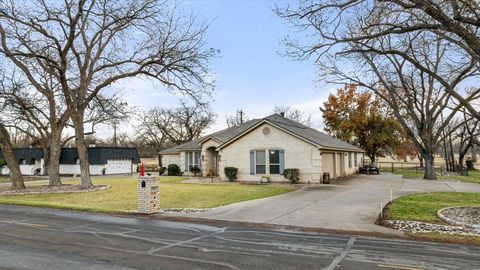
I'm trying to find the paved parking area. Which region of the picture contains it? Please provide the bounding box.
[168,174,480,235]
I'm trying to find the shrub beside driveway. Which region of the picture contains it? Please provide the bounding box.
[0,176,296,213]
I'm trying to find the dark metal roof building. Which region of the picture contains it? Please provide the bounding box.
[0,147,140,165]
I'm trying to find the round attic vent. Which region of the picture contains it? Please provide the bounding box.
[262,127,271,135]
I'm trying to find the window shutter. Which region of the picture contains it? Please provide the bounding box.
[279,149,285,174]
[184,152,189,172]
[279,149,285,175]
[250,150,254,175]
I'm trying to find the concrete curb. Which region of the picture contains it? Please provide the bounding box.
[437,206,480,230]
[148,214,408,240]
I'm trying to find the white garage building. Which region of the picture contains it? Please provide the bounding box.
[0,147,140,176]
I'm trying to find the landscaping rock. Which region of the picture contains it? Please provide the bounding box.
[383,219,480,236]
[438,206,480,229]
[0,184,111,196]
[160,208,210,214]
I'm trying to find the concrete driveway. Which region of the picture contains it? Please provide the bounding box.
[169,174,480,235]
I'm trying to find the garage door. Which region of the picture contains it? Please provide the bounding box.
[322,153,335,179]
[105,159,132,174]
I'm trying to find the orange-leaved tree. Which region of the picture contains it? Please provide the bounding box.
[321,84,402,163]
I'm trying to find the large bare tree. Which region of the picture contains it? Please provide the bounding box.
[137,100,215,147]
[0,0,216,187]
[277,2,480,179]
[276,0,480,120]
[0,76,25,189]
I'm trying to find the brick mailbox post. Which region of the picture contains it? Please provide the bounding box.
[137,176,160,214]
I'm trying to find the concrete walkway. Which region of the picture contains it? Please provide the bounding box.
[166,174,480,235]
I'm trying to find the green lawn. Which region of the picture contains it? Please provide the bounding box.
[385,192,480,223]
[0,176,296,213]
[393,169,480,184]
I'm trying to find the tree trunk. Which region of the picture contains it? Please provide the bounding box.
[42,145,49,176]
[459,155,465,168]
[417,154,424,167]
[72,112,92,188]
[423,154,437,180]
[0,125,25,189]
[48,132,63,187]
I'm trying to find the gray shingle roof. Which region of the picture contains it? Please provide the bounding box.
[263,114,364,152]
[159,114,364,154]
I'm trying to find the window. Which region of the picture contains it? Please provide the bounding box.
[188,151,201,170]
[354,153,357,167]
[269,150,280,174]
[254,149,281,175]
[255,150,266,174]
[348,153,352,168]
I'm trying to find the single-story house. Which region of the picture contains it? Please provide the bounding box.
[160,113,365,183]
[0,147,140,176]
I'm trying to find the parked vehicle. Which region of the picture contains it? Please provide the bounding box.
[360,164,380,174]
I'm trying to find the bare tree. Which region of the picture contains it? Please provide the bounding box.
[0,0,217,187]
[137,100,215,147]
[276,0,480,120]
[273,105,315,127]
[226,109,248,127]
[453,112,480,167]
[277,3,480,179]
[0,78,25,189]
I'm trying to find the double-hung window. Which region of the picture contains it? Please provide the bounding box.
[255,149,281,175]
[354,153,357,167]
[348,153,352,168]
[255,150,266,174]
[269,150,280,174]
[188,151,201,170]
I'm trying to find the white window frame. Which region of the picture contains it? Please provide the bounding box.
[188,151,201,170]
[255,150,266,175]
[268,150,281,175]
[348,153,352,168]
[255,149,281,175]
[354,153,357,167]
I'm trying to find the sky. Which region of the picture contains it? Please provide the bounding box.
[96,0,338,138]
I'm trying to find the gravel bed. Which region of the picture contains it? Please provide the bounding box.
[383,220,480,236]
[439,207,480,227]
[0,184,111,196]
[160,208,210,214]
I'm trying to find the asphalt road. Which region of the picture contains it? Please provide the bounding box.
[0,206,479,270]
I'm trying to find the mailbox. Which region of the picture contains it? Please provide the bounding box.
[138,176,160,214]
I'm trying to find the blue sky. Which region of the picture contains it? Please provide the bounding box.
[101,0,337,138]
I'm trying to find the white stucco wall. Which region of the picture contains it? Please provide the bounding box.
[1,159,42,176]
[218,123,322,183]
[60,159,135,175]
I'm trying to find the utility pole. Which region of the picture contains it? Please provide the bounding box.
[113,121,117,147]
[238,110,244,124]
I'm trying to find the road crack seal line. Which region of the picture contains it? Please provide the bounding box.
[148,227,228,254]
[322,236,355,270]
